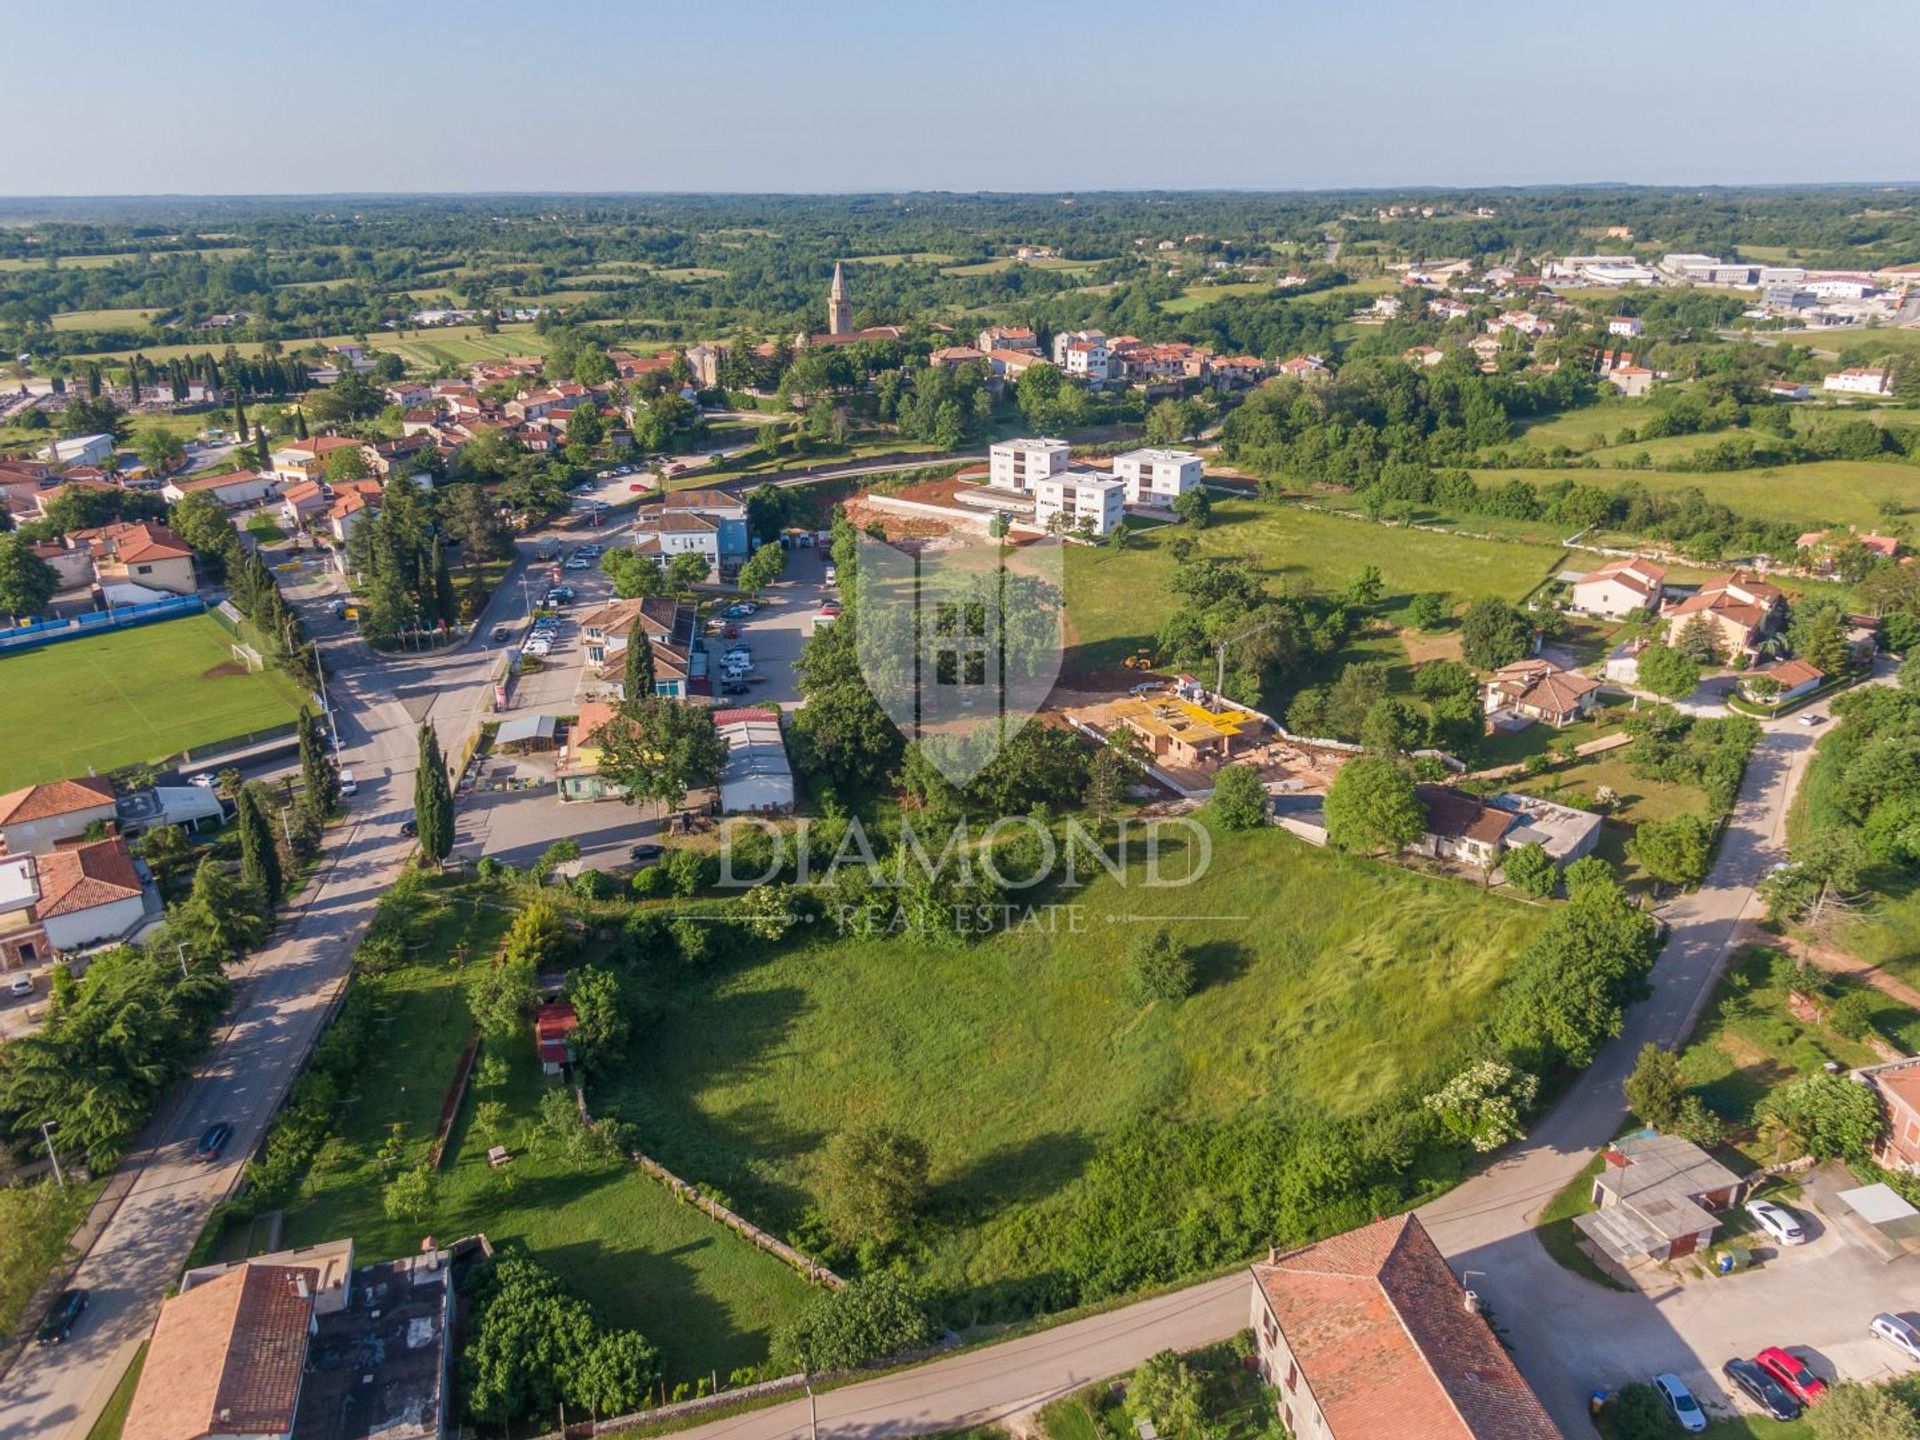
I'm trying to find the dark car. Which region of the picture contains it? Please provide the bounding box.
[1723,1357,1801,1421]
[36,1289,87,1347]
[721,681,749,696]
[491,625,511,643]
[629,844,664,866]
[195,1121,234,1161]
[400,817,419,839]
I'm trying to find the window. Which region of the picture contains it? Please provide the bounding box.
[1286,1362,1298,1393]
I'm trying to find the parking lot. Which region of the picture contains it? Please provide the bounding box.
[718,540,832,709]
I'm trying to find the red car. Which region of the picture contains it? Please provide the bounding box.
[1755,1348,1826,1404]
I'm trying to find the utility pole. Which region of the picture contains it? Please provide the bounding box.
[176,941,191,979]
[807,1380,818,1440]
[40,1120,64,1188]
[1214,616,1290,702]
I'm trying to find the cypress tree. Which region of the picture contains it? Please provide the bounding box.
[235,785,283,905]
[298,706,338,819]
[256,430,271,470]
[624,618,655,702]
[294,408,309,440]
[413,723,454,863]
[233,397,248,441]
[127,357,142,404]
[86,363,102,398]
[431,537,455,625]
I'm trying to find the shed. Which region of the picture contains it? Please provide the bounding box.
[496,714,560,754]
[715,708,794,815]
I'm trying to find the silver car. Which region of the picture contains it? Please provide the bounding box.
[1872,1313,1920,1362]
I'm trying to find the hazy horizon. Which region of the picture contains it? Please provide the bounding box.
[6,0,1915,197]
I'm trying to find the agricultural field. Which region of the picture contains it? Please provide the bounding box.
[0,615,306,789]
[0,247,247,272]
[271,882,816,1385]
[1468,459,1920,531]
[1159,281,1275,315]
[1060,495,1569,675]
[845,252,958,267]
[70,321,546,367]
[49,308,167,331]
[940,256,1106,277]
[598,828,1545,1310]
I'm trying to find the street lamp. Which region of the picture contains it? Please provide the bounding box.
[39,1119,64,1188]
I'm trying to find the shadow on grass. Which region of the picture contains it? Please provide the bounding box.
[925,1131,1096,1222]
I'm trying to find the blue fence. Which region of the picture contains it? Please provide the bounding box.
[0,595,208,655]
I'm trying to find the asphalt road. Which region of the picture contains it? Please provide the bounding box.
[0,530,553,1440]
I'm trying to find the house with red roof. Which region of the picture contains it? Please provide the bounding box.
[1568,557,1666,619]
[1661,572,1785,658]
[0,777,118,856]
[1483,658,1601,729]
[72,521,198,597]
[1250,1213,1558,1439]
[24,836,150,953]
[535,1001,579,1074]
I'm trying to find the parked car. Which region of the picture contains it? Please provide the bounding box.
[35,1289,87,1347]
[9,973,35,998]
[188,772,217,789]
[491,625,511,643]
[630,481,650,492]
[565,556,591,570]
[721,681,749,696]
[195,1121,234,1161]
[1745,1198,1807,1246]
[400,817,419,839]
[1798,713,1826,727]
[1872,1313,1920,1363]
[1722,1357,1801,1420]
[629,844,664,866]
[1755,1348,1827,1405]
[338,770,358,797]
[1653,1373,1707,1434]
[549,586,575,603]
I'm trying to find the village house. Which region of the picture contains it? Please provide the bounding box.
[325,479,385,545]
[32,540,97,595]
[1410,785,1601,872]
[160,470,278,508]
[1487,310,1554,337]
[1824,367,1893,397]
[1573,1132,1745,1282]
[1059,337,1114,382]
[1249,1213,1558,1440]
[1110,447,1203,508]
[1766,379,1811,401]
[1662,572,1786,657]
[1796,527,1901,572]
[985,347,1048,383]
[37,433,115,468]
[269,435,362,484]
[1208,354,1270,390]
[1568,556,1667,618]
[1402,344,1446,368]
[1740,657,1825,705]
[1607,315,1644,337]
[977,325,1040,355]
[1483,658,1601,729]
[72,521,199,598]
[988,437,1071,492]
[0,777,119,856]
[278,480,329,529]
[23,837,150,953]
[1427,296,1472,322]
[576,596,703,699]
[1108,692,1265,773]
[928,345,987,370]
[1855,1058,1920,1174]
[0,855,52,973]
[1602,357,1656,398]
[1277,354,1331,382]
[1467,335,1504,370]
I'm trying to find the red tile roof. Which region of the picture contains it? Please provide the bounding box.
[0,777,116,826]
[1415,785,1515,847]
[124,1263,317,1440]
[1253,1215,1557,1439]
[34,837,143,917]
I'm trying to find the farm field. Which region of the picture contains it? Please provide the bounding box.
[1467,460,1920,530]
[50,308,167,331]
[845,252,958,266]
[273,881,815,1385]
[1159,281,1274,314]
[0,615,306,789]
[0,247,247,272]
[67,321,545,366]
[597,828,1545,1311]
[1060,495,1568,675]
[940,256,1105,276]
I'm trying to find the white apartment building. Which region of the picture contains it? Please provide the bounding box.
[1051,329,1106,364]
[1824,367,1893,397]
[1059,339,1113,382]
[1111,448,1203,507]
[1033,471,1126,536]
[988,437,1070,492]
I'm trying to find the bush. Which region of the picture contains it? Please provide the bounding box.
[1501,842,1556,897]
[1827,988,1878,1041]
[817,1125,929,1250]
[1206,764,1269,831]
[768,1273,933,1373]
[1124,928,1197,1005]
[1607,1383,1674,1440]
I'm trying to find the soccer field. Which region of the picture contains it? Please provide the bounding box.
[0,616,306,790]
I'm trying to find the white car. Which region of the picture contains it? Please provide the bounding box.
[338,769,358,798]
[1798,713,1825,727]
[187,773,217,789]
[1745,1198,1807,1246]
[1653,1373,1706,1434]
[1872,1313,1920,1362]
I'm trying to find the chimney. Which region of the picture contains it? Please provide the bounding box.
[1267,1245,1280,1264]
[1462,1289,1480,1317]
[295,1275,309,1300]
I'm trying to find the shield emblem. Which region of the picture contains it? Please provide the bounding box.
[855,530,1065,785]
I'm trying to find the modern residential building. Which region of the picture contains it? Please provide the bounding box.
[988,437,1070,492]
[1249,1213,1558,1440]
[1033,471,1126,536]
[1110,448,1203,507]
[1568,556,1667,618]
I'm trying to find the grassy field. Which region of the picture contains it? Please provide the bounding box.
[1061,497,1568,675]
[598,828,1545,1308]
[1506,745,1711,893]
[69,322,546,366]
[0,615,306,789]
[1159,282,1274,315]
[274,882,815,1384]
[50,308,167,331]
[1467,459,1920,531]
[940,257,1105,277]
[0,247,246,272]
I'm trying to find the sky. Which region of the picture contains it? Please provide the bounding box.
[5,0,1917,196]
